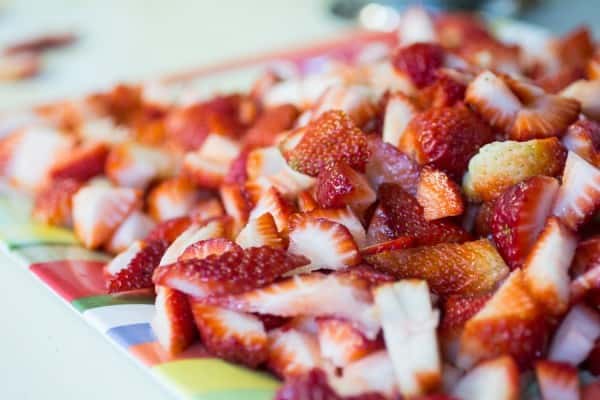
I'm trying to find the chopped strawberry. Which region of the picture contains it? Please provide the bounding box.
[147,177,200,221]
[416,72,466,109]
[548,304,600,365]
[248,186,293,233]
[290,207,366,247]
[458,36,521,75]
[459,270,548,368]
[535,360,580,400]
[552,151,600,230]
[49,142,109,182]
[366,183,470,247]
[32,178,82,226]
[392,43,445,88]
[373,280,441,397]
[463,138,567,202]
[107,239,168,293]
[359,236,414,257]
[416,166,464,221]
[561,79,600,121]
[473,201,495,237]
[491,175,560,269]
[285,110,369,177]
[106,210,155,254]
[316,317,380,367]
[268,328,323,378]
[367,239,508,296]
[219,183,253,235]
[312,85,378,128]
[151,287,197,355]
[223,146,250,185]
[106,142,174,190]
[435,12,492,49]
[523,217,577,315]
[297,189,318,212]
[440,294,491,335]
[336,264,395,286]
[146,216,192,244]
[571,238,600,302]
[242,104,299,148]
[153,246,309,298]
[381,93,418,149]
[562,118,600,167]
[178,238,241,261]
[365,136,420,195]
[315,161,376,217]
[401,103,494,180]
[190,302,267,367]
[582,381,600,400]
[274,369,338,400]
[451,356,520,400]
[288,218,360,273]
[183,133,241,189]
[210,273,380,340]
[190,198,225,224]
[235,212,285,249]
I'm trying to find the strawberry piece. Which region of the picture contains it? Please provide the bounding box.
[106,142,174,190]
[183,133,241,189]
[416,72,466,109]
[106,211,155,254]
[474,201,495,237]
[365,136,420,195]
[153,246,309,298]
[312,85,378,128]
[552,151,600,230]
[236,212,285,249]
[297,189,318,212]
[463,138,567,202]
[107,239,168,293]
[367,239,508,296]
[338,264,395,286]
[451,356,520,400]
[535,360,580,400]
[291,207,366,248]
[440,294,491,335]
[534,65,584,94]
[147,177,200,221]
[435,12,492,49]
[49,142,109,182]
[548,304,600,365]
[571,238,600,302]
[583,381,600,400]
[190,198,225,223]
[458,36,521,75]
[392,43,445,89]
[459,270,548,368]
[315,161,376,217]
[285,110,369,177]
[243,104,299,147]
[248,186,293,233]
[359,237,414,257]
[381,93,418,149]
[178,238,241,261]
[373,280,441,397]
[559,78,600,121]
[274,369,338,400]
[223,146,250,185]
[523,217,577,316]
[316,317,380,367]
[72,184,140,249]
[32,178,82,226]
[491,175,560,269]
[401,103,494,180]
[219,183,252,235]
[151,287,197,355]
[562,118,600,167]
[146,216,192,244]
[367,183,470,247]
[211,273,380,339]
[158,220,230,266]
[268,328,323,378]
[288,218,360,273]
[190,302,267,367]
[416,166,464,221]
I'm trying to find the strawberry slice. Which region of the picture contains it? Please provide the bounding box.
[523,217,578,316]
[49,142,109,182]
[312,84,377,128]
[367,183,470,247]
[491,175,560,269]
[463,138,567,202]
[561,79,600,121]
[473,201,495,237]
[571,238,600,302]
[151,287,197,355]
[159,220,230,266]
[288,218,360,273]
[190,198,225,223]
[381,93,418,148]
[392,43,445,89]
[440,294,491,336]
[224,147,250,185]
[416,71,467,109]
[235,213,285,249]
[416,166,465,221]
[316,317,381,368]
[146,216,192,244]
[190,302,267,367]
[106,211,155,254]
[314,161,376,217]
[548,304,600,365]
[285,110,369,177]
[535,360,580,400]
[562,118,600,168]
[242,104,299,148]
[153,246,309,298]
[210,273,379,340]
[274,369,338,400]
[32,178,82,226]
[248,186,293,233]
[107,239,168,293]
[183,133,241,189]
[219,183,252,235]
[365,136,420,195]
[451,356,520,400]
[400,103,494,180]
[296,190,318,212]
[179,238,241,261]
[72,184,140,249]
[147,177,200,221]
[373,280,441,397]
[552,151,600,231]
[359,237,414,257]
[268,328,323,378]
[459,269,548,368]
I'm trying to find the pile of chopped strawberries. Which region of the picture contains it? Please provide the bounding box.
[4,7,600,399]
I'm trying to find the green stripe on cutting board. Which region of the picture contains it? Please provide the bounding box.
[0,224,78,248]
[72,294,155,312]
[188,389,276,400]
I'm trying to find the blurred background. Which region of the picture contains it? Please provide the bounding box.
[0,0,598,109]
